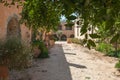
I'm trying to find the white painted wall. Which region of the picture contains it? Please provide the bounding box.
[74,18,84,39]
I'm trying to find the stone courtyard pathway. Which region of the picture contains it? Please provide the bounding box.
[10,41,120,80]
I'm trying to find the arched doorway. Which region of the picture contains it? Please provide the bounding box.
[7,16,21,39]
[61,34,67,41]
[70,34,74,38]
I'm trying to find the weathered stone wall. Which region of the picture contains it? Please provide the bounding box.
[0,3,31,42]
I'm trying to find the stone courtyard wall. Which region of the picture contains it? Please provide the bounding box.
[0,3,31,42]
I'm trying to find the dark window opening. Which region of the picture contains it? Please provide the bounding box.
[65,26,72,30]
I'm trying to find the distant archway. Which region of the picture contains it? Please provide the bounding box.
[7,16,21,39]
[61,34,67,41]
[70,34,74,38]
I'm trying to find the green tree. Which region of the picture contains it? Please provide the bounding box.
[1,0,120,48]
[21,0,61,30]
[59,0,120,48]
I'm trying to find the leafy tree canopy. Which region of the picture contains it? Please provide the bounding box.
[1,0,120,48]
[20,0,62,31]
[59,0,120,48]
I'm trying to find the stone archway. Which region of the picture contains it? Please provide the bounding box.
[7,16,21,39]
[61,34,67,41]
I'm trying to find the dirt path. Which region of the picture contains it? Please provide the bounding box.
[10,41,120,80]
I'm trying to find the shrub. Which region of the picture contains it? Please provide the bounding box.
[38,41,49,58]
[115,61,120,68]
[96,42,114,54]
[107,50,120,58]
[0,38,32,70]
[32,40,49,58]
[71,38,83,45]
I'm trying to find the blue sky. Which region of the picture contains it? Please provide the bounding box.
[60,15,67,22]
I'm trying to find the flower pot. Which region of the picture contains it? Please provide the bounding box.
[67,38,72,43]
[0,65,9,80]
[50,40,55,47]
[33,46,41,58]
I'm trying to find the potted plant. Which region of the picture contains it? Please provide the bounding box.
[0,40,9,80]
[32,40,41,58]
[0,38,32,80]
[32,40,49,58]
[49,35,55,47]
[0,58,9,80]
[115,60,120,72]
[67,38,72,43]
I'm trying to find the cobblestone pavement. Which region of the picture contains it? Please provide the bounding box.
[10,41,120,80]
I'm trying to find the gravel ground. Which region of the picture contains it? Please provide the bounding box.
[10,41,120,80]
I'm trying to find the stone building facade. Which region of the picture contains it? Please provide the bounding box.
[0,3,31,42]
[55,22,74,41]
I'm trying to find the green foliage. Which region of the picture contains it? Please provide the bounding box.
[80,24,88,36]
[1,0,120,49]
[38,41,49,58]
[97,24,111,42]
[61,0,120,48]
[0,38,32,70]
[1,0,120,70]
[115,61,120,68]
[89,34,101,39]
[110,33,120,43]
[71,38,83,45]
[96,43,114,54]
[66,15,77,20]
[21,0,61,31]
[0,0,23,6]
[88,39,96,48]
[32,40,49,58]
[107,50,120,58]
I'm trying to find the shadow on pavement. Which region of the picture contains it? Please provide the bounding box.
[65,53,76,55]
[68,62,87,69]
[30,43,73,80]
